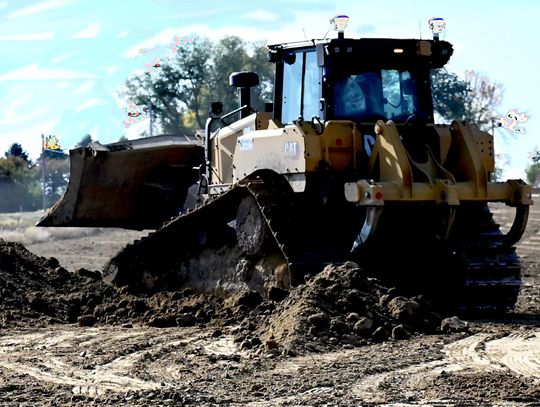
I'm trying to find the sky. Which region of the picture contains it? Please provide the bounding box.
[0,0,538,179]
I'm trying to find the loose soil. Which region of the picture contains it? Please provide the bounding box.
[0,202,538,406]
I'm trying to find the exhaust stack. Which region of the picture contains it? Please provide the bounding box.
[229,71,259,119]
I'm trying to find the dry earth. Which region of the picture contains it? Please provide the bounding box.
[0,202,538,406]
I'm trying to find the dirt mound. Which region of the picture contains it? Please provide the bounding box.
[0,239,117,327]
[231,262,442,355]
[0,239,228,329]
[0,239,443,355]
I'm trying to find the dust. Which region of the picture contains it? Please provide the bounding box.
[0,210,104,245]
[1,226,103,245]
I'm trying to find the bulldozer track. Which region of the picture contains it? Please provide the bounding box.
[458,244,521,313]
[104,171,298,293]
[105,173,524,313]
[451,205,522,314]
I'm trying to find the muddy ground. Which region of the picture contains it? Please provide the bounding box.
[0,202,538,406]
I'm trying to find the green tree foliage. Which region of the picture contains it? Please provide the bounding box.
[39,150,69,208]
[75,134,93,147]
[431,69,503,131]
[526,148,540,187]
[431,69,470,123]
[124,36,274,135]
[5,143,30,162]
[431,69,506,180]
[526,163,540,187]
[0,143,70,212]
[491,153,510,182]
[0,155,41,212]
[464,70,503,130]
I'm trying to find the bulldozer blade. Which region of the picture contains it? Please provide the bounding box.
[37,136,205,230]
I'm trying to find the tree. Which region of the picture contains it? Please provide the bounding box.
[5,143,29,162]
[432,69,507,180]
[124,36,274,136]
[463,70,504,130]
[75,134,93,148]
[526,163,540,188]
[531,148,540,163]
[38,150,69,208]
[526,148,540,187]
[431,70,470,123]
[125,36,212,135]
[492,153,510,182]
[431,69,503,131]
[0,155,41,212]
[209,37,273,116]
[0,142,70,212]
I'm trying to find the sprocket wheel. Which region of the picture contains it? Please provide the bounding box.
[236,194,270,255]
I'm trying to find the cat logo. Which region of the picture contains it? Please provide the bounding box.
[284,141,299,159]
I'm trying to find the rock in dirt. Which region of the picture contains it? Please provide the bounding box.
[346,312,361,324]
[307,312,330,328]
[330,318,349,334]
[392,324,412,340]
[265,338,279,350]
[44,257,60,269]
[76,268,101,281]
[176,313,196,327]
[341,334,361,346]
[441,316,469,333]
[147,315,177,328]
[233,290,263,309]
[371,326,390,342]
[353,317,374,336]
[387,296,421,323]
[78,315,96,327]
[268,286,288,302]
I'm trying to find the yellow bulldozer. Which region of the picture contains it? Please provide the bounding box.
[39,17,533,313]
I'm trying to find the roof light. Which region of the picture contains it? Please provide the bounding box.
[428,17,446,41]
[393,48,404,54]
[331,14,349,39]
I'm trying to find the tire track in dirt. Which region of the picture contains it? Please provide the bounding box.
[247,385,336,406]
[0,327,538,404]
[351,359,451,404]
[0,329,162,395]
[0,327,241,396]
[350,330,540,404]
[446,331,540,379]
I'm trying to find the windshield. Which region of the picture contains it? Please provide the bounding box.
[333,70,419,122]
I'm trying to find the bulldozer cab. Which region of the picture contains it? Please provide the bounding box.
[269,38,453,126]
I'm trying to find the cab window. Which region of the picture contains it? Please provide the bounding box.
[303,51,320,121]
[282,53,302,123]
[333,69,419,122]
[281,50,320,123]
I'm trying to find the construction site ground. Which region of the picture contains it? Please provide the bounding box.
[0,200,538,406]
